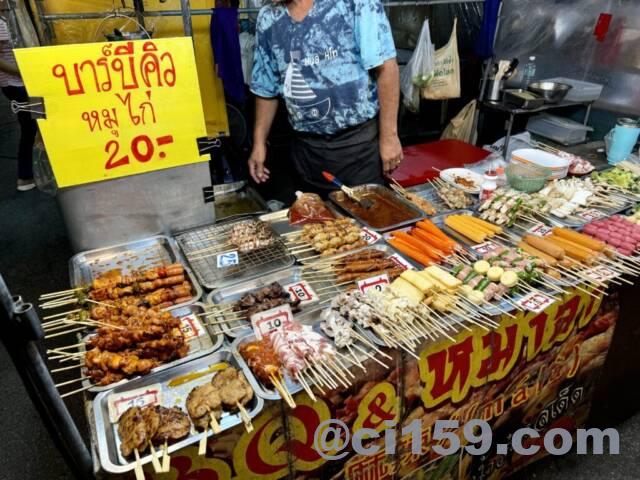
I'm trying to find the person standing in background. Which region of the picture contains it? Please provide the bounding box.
[248,0,403,195]
[0,15,36,192]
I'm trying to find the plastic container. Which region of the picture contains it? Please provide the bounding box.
[526,114,593,145]
[543,77,604,103]
[511,148,570,180]
[506,162,551,193]
[479,171,498,202]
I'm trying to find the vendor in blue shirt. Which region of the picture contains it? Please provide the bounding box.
[248,0,403,194]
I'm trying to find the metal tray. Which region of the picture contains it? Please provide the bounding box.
[69,235,203,309]
[93,349,264,474]
[230,317,377,402]
[259,206,379,264]
[80,303,224,393]
[214,186,269,223]
[545,202,632,229]
[329,184,426,232]
[175,218,295,291]
[205,267,323,338]
[407,182,478,214]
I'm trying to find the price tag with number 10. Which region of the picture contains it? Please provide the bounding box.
[251,304,294,340]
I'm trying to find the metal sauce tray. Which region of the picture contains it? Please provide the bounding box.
[81,303,224,393]
[259,205,379,264]
[69,235,203,309]
[93,349,264,474]
[407,182,478,215]
[329,184,426,233]
[214,185,269,223]
[230,316,378,402]
[175,218,295,291]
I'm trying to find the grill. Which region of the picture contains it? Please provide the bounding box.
[176,219,295,291]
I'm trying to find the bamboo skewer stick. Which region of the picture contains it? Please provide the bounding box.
[60,383,93,398]
[133,449,145,480]
[51,363,84,373]
[149,442,162,473]
[55,377,85,388]
[45,326,87,339]
[162,441,170,472]
[236,403,254,433]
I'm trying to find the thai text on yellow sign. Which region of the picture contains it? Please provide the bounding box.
[14,37,208,187]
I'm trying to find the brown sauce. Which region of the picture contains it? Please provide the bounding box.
[334,190,417,228]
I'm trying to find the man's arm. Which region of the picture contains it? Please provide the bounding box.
[248,96,279,183]
[0,58,19,76]
[376,58,403,173]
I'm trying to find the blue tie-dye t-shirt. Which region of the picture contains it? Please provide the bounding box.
[250,0,396,134]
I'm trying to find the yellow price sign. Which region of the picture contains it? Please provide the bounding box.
[14,37,208,188]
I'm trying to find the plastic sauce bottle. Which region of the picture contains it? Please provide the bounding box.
[480,171,498,202]
[522,56,537,88]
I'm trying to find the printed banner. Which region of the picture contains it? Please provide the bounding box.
[115,287,617,480]
[15,37,208,187]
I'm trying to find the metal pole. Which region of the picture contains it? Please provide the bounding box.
[0,275,93,480]
[32,0,53,44]
[132,0,146,29]
[40,0,484,21]
[179,0,193,37]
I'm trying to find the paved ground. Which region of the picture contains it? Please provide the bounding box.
[1,96,639,480]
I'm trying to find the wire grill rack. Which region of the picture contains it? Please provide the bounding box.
[407,182,478,213]
[176,219,295,291]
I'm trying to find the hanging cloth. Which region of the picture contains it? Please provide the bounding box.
[210,7,245,103]
[474,0,501,59]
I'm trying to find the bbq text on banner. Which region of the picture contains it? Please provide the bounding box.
[14,37,208,187]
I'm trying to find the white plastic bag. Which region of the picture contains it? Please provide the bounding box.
[401,19,435,112]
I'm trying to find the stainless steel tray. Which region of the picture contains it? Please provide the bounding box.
[80,303,224,393]
[214,186,269,223]
[329,184,426,232]
[259,206,380,264]
[230,318,377,402]
[175,218,295,291]
[407,182,478,214]
[206,267,323,338]
[93,349,264,474]
[69,235,203,309]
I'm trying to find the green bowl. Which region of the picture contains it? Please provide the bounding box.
[506,163,551,193]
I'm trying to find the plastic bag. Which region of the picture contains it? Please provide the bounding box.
[401,19,435,112]
[288,191,336,225]
[422,18,461,100]
[32,132,58,196]
[441,100,477,143]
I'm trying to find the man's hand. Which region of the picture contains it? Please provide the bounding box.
[380,133,403,173]
[248,143,271,183]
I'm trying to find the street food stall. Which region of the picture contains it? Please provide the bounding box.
[2,0,640,479]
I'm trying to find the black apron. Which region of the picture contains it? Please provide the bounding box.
[291,118,384,197]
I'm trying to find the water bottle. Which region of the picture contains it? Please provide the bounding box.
[521,56,537,88]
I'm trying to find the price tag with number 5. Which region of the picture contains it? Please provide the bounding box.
[251,304,294,340]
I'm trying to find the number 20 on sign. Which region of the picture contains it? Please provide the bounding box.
[14,37,208,187]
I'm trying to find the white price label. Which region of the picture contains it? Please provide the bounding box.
[108,384,162,423]
[360,227,382,244]
[283,280,318,305]
[357,273,390,294]
[388,253,415,270]
[470,241,500,256]
[516,291,555,313]
[578,209,607,222]
[217,251,239,268]
[527,223,553,237]
[584,266,619,282]
[179,314,205,340]
[251,304,294,340]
